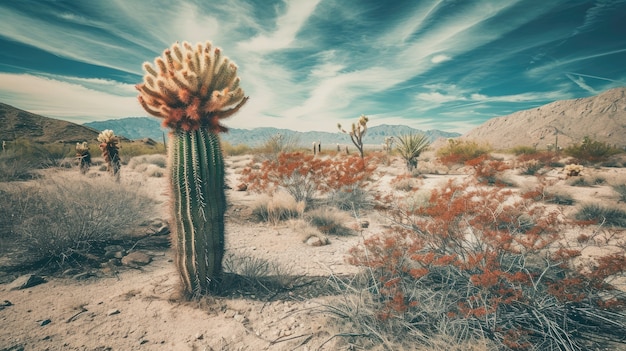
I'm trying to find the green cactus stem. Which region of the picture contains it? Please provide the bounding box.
[136,41,248,296]
[97,130,121,180]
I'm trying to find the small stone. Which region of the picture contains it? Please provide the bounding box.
[39,319,51,326]
[195,333,204,340]
[8,274,46,290]
[121,251,152,266]
[107,309,120,316]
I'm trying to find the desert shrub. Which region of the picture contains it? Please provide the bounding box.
[564,136,621,164]
[7,174,154,266]
[516,150,558,175]
[221,141,251,156]
[340,179,626,350]
[305,208,354,236]
[257,133,299,159]
[510,146,537,155]
[575,204,626,228]
[437,139,491,166]
[242,152,375,205]
[568,177,591,187]
[251,192,303,225]
[389,174,422,192]
[465,155,511,186]
[0,139,75,180]
[613,184,626,202]
[222,253,295,290]
[325,185,375,215]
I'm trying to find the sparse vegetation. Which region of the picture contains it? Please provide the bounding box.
[306,208,354,236]
[340,179,626,350]
[2,174,154,267]
[575,203,626,228]
[564,136,622,164]
[251,192,303,225]
[437,139,491,166]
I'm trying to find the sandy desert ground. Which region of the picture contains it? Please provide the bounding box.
[1,151,626,351]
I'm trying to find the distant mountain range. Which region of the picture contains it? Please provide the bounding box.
[3,86,624,150]
[83,118,460,147]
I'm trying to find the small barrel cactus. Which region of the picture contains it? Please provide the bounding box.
[75,142,91,174]
[136,41,248,296]
[97,129,121,180]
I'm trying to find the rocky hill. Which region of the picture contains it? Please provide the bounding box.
[84,118,460,148]
[0,103,101,143]
[461,87,626,150]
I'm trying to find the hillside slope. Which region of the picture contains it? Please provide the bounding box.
[462,87,626,150]
[0,103,100,143]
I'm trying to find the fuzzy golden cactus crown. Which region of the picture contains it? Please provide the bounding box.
[136,41,248,132]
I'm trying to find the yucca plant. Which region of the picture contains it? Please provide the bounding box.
[137,41,248,296]
[395,133,430,171]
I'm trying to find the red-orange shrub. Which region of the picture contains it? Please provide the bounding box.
[347,179,626,349]
[240,152,375,203]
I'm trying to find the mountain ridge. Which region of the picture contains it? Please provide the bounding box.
[461,87,626,150]
[83,118,460,147]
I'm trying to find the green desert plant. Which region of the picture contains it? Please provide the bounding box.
[564,136,622,163]
[306,207,354,236]
[395,133,430,171]
[437,139,491,166]
[137,40,248,296]
[97,129,121,180]
[338,114,369,159]
[575,203,626,228]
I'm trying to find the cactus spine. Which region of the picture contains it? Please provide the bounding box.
[136,41,248,296]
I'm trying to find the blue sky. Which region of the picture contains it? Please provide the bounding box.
[1,0,625,133]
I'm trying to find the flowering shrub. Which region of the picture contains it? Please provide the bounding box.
[241,152,376,205]
[465,155,511,186]
[347,179,626,350]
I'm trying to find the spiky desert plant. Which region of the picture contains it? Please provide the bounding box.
[395,133,430,171]
[75,142,91,174]
[136,41,248,296]
[338,114,369,159]
[97,130,121,180]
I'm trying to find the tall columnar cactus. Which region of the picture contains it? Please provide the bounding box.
[75,141,91,174]
[136,41,248,296]
[97,129,121,180]
[338,114,369,159]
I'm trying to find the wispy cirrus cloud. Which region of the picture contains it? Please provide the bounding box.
[0,0,624,134]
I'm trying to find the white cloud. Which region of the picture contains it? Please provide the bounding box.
[237,0,321,52]
[431,54,452,64]
[0,73,146,123]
